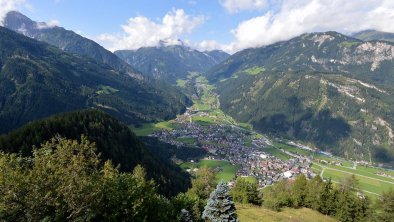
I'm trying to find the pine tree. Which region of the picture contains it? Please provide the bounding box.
[202,182,238,222]
[291,174,307,208]
[304,176,323,210]
[230,177,261,205]
[375,189,394,222]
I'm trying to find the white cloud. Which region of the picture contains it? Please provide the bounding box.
[224,0,394,53]
[97,9,205,51]
[219,0,268,13]
[196,40,225,52]
[0,0,25,25]
[36,19,60,29]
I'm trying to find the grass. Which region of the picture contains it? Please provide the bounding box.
[264,142,394,196]
[322,168,394,195]
[175,137,196,146]
[243,66,266,75]
[356,165,394,177]
[176,79,186,88]
[236,205,337,222]
[129,121,177,136]
[240,176,257,183]
[262,147,291,161]
[273,142,313,157]
[192,116,217,126]
[322,164,394,183]
[339,41,359,48]
[311,163,323,174]
[200,160,240,182]
[96,85,119,95]
[180,159,240,182]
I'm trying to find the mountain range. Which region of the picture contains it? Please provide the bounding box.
[2,10,394,165]
[352,29,394,43]
[115,43,229,84]
[0,26,189,134]
[207,31,394,164]
[3,11,141,78]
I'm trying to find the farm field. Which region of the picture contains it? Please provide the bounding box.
[180,159,240,182]
[268,144,394,197]
[175,137,196,146]
[262,147,291,161]
[321,167,394,196]
[129,121,178,136]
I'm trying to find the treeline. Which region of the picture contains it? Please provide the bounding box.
[0,136,238,221]
[0,109,190,196]
[262,175,372,221]
[229,174,394,222]
[0,137,175,221]
[1,134,392,222]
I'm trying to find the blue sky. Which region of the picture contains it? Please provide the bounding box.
[19,0,266,44]
[1,0,394,53]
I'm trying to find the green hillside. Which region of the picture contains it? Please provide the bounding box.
[4,11,139,76]
[0,26,190,134]
[237,205,338,222]
[0,109,190,196]
[207,32,394,166]
[353,30,394,43]
[207,31,394,86]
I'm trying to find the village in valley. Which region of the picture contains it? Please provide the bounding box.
[152,107,316,188]
[134,74,394,196]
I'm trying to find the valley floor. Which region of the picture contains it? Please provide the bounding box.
[130,73,394,197]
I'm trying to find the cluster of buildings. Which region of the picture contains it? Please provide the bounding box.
[239,151,314,187]
[152,117,315,188]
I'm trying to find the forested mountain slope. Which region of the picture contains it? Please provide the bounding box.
[0,109,190,196]
[207,31,394,86]
[4,11,140,77]
[0,26,189,134]
[115,44,229,83]
[208,32,394,165]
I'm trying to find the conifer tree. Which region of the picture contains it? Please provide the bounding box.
[375,189,394,222]
[291,174,307,208]
[230,177,260,205]
[202,182,238,222]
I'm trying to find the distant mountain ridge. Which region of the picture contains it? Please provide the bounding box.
[207,31,394,85]
[352,30,394,43]
[208,31,394,165]
[115,45,230,83]
[3,11,141,78]
[0,26,189,134]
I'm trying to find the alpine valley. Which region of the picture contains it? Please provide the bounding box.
[208,31,394,165]
[1,6,394,222]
